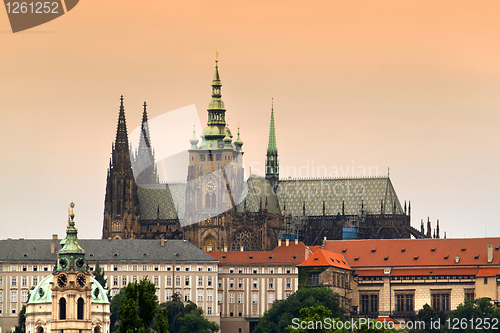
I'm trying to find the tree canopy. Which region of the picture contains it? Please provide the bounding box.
[93,261,108,289]
[160,293,219,333]
[442,298,500,333]
[254,287,346,333]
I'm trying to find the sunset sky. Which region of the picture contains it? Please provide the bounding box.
[1,0,499,239]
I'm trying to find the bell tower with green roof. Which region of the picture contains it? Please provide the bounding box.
[184,53,245,251]
[265,99,279,190]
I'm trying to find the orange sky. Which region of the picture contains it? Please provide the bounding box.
[1,0,499,239]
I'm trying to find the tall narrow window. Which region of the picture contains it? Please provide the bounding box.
[59,297,67,320]
[77,297,84,320]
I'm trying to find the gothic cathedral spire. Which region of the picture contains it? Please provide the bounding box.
[266,99,279,190]
[203,57,227,143]
[134,101,159,185]
[103,96,140,239]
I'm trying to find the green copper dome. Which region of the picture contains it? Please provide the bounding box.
[27,275,109,304]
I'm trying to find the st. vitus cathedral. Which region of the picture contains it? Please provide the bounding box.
[102,57,432,251]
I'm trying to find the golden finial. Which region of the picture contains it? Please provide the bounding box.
[69,202,75,220]
[215,50,219,63]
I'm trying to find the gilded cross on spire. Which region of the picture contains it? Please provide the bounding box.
[215,50,219,63]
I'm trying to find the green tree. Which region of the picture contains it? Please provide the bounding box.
[254,287,346,333]
[110,287,127,333]
[118,297,141,333]
[417,304,439,333]
[442,298,500,333]
[93,261,108,289]
[161,293,219,333]
[14,305,26,333]
[156,307,170,333]
[117,278,158,333]
[287,305,334,333]
[178,308,220,333]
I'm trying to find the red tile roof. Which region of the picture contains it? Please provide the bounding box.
[324,238,500,268]
[207,242,307,264]
[356,268,478,277]
[477,268,500,277]
[297,249,352,270]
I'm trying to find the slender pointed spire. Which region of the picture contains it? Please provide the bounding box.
[265,98,279,190]
[267,98,277,153]
[134,101,158,185]
[115,95,129,151]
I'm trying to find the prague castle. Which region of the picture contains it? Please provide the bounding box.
[102,57,432,251]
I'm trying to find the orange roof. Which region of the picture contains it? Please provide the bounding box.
[477,268,500,277]
[207,242,307,264]
[355,268,479,277]
[297,249,352,270]
[324,238,500,268]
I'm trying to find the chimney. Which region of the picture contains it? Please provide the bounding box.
[286,239,289,247]
[224,245,228,253]
[488,244,493,263]
[50,242,55,254]
[295,239,298,246]
[455,255,460,264]
[240,246,244,252]
[52,234,58,240]
[161,237,165,247]
[278,239,282,247]
[322,237,327,249]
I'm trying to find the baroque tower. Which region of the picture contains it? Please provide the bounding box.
[27,203,110,333]
[102,96,140,239]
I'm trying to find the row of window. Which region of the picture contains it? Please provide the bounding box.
[226,278,292,289]
[224,267,293,274]
[359,291,474,314]
[0,290,29,304]
[0,276,39,288]
[0,265,51,272]
[198,154,233,162]
[110,276,215,288]
[0,264,216,273]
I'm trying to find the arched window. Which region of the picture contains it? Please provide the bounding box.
[37,327,44,333]
[59,297,66,320]
[94,327,100,333]
[205,193,211,208]
[77,297,84,320]
[211,194,216,208]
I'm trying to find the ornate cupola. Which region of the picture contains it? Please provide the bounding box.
[57,202,86,273]
[203,53,228,144]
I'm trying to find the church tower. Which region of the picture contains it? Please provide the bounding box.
[265,99,279,190]
[52,203,94,333]
[26,203,110,333]
[184,55,245,250]
[102,96,140,239]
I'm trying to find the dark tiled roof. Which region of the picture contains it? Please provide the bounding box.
[277,177,403,216]
[236,176,280,214]
[0,239,217,263]
[137,184,183,220]
[324,238,500,268]
[137,176,403,221]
